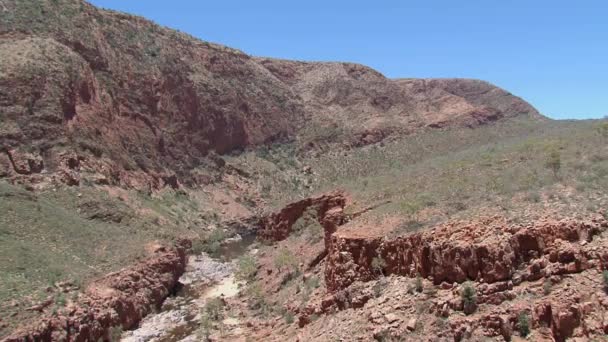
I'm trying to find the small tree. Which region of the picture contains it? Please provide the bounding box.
[274,248,298,273]
[461,282,477,315]
[518,312,530,337]
[545,149,561,179]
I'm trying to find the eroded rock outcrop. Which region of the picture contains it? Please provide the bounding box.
[257,191,347,246]
[3,242,188,342]
[325,215,607,292]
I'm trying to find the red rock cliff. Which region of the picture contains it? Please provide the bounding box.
[3,243,188,342]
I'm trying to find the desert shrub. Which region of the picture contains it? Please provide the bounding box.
[525,192,541,203]
[199,229,227,257]
[198,314,212,341]
[372,278,388,298]
[517,312,530,337]
[204,297,224,321]
[603,271,608,293]
[306,221,324,243]
[415,274,423,293]
[55,293,67,307]
[304,276,320,291]
[545,149,561,178]
[543,278,552,295]
[461,282,477,315]
[108,326,123,342]
[283,310,295,324]
[274,248,298,273]
[371,255,387,276]
[245,283,271,316]
[235,255,257,282]
[400,199,423,222]
[291,207,323,243]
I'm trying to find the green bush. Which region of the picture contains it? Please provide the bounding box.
[245,282,271,316]
[283,310,295,324]
[235,255,257,282]
[204,297,224,321]
[274,248,298,273]
[199,229,228,257]
[518,312,530,337]
[461,282,477,315]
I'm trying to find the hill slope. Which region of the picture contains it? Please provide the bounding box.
[0,0,541,189]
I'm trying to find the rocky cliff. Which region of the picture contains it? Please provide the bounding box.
[3,243,188,342]
[325,215,607,292]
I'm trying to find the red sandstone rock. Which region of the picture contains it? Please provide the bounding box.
[3,242,188,342]
[4,150,44,175]
[257,191,347,245]
[325,215,607,292]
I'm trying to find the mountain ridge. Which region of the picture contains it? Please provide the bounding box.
[0,0,542,189]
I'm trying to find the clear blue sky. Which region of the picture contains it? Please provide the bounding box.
[88,0,607,120]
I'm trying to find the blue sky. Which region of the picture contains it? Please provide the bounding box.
[88,0,607,120]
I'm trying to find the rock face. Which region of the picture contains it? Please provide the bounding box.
[289,214,608,341]
[325,215,607,292]
[3,243,188,342]
[0,0,543,189]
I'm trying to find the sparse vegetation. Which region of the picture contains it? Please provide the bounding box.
[372,278,388,298]
[543,278,552,295]
[283,310,295,324]
[545,149,562,179]
[235,255,257,282]
[415,274,423,293]
[197,314,213,342]
[371,255,387,276]
[518,312,531,337]
[199,229,228,257]
[603,270,608,293]
[461,282,477,315]
[204,297,225,321]
[108,326,123,342]
[274,248,298,274]
[291,207,324,243]
[245,282,272,316]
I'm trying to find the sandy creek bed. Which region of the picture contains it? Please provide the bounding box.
[120,235,253,342]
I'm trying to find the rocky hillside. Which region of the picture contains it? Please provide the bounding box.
[0,0,541,190]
